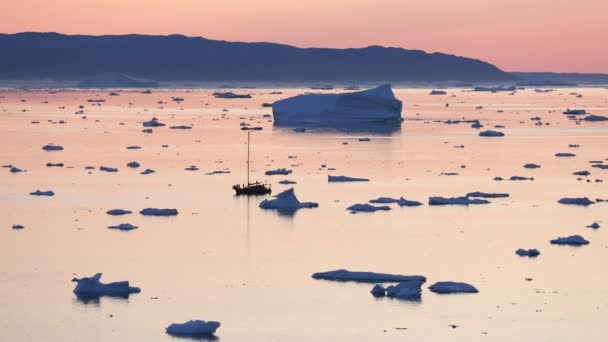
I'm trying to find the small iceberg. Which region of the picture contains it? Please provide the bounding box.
[72,273,141,298]
[107,223,138,231]
[346,203,391,212]
[184,165,199,171]
[429,281,478,294]
[170,125,192,130]
[466,192,509,198]
[557,197,594,206]
[562,109,587,115]
[213,91,252,99]
[272,85,402,125]
[587,222,600,229]
[140,208,179,216]
[278,180,297,185]
[106,209,132,215]
[12,224,25,230]
[523,163,541,169]
[555,153,576,157]
[312,270,426,283]
[385,281,424,300]
[30,190,54,196]
[259,188,318,213]
[583,115,608,122]
[370,284,386,297]
[42,144,64,151]
[127,161,140,168]
[328,175,369,182]
[166,320,221,336]
[265,168,292,175]
[429,197,490,205]
[369,197,423,206]
[143,117,165,127]
[550,235,589,246]
[100,166,118,172]
[430,90,447,95]
[516,249,540,257]
[140,168,155,175]
[479,130,504,137]
[47,163,64,167]
[9,166,23,173]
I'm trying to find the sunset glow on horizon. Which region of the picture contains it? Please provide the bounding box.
[1,0,607,73]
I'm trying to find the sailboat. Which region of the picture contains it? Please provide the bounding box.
[232,131,272,195]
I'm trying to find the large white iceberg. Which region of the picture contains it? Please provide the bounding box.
[272,85,402,125]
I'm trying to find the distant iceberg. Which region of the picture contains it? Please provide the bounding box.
[259,188,318,213]
[79,72,159,88]
[166,320,221,336]
[312,269,426,283]
[429,281,478,294]
[272,85,402,125]
[328,175,369,182]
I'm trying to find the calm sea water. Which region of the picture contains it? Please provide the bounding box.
[1,87,607,341]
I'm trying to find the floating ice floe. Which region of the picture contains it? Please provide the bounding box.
[562,109,587,115]
[370,284,387,297]
[347,203,391,212]
[127,162,140,168]
[9,166,23,173]
[369,197,423,206]
[272,85,402,125]
[592,164,608,170]
[259,188,318,212]
[573,170,591,176]
[586,222,600,229]
[166,320,221,336]
[386,281,425,300]
[106,209,132,215]
[100,166,118,172]
[30,190,54,196]
[557,197,594,206]
[479,130,504,137]
[170,125,192,129]
[72,273,141,298]
[328,175,369,182]
[428,196,490,205]
[523,163,541,169]
[555,153,576,157]
[312,269,426,283]
[466,192,509,198]
[550,235,589,246]
[143,117,165,127]
[46,163,64,167]
[583,115,608,122]
[265,168,292,175]
[473,86,516,92]
[126,146,141,150]
[213,91,251,99]
[107,223,138,231]
[42,144,64,151]
[430,90,447,95]
[516,249,540,257]
[278,180,297,185]
[139,208,179,216]
[12,224,25,230]
[429,281,478,294]
[184,165,199,171]
[140,168,155,175]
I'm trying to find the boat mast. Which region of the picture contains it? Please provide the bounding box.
[247,131,250,185]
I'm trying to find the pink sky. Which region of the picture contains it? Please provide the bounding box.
[2,0,606,73]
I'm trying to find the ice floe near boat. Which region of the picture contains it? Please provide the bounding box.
[466,192,509,198]
[312,270,426,283]
[550,235,589,246]
[272,85,402,125]
[107,223,138,231]
[557,197,594,206]
[347,203,391,212]
[166,320,221,336]
[72,273,141,297]
[429,196,490,205]
[139,208,179,216]
[429,281,478,294]
[79,72,158,88]
[516,249,540,257]
[328,175,369,182]
[259,188,318,212]
[265,168,292,175]
[479,130,504,137]
[106,209,132,215]
[30,190,54,196]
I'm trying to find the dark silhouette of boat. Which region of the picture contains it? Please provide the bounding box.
[233,132,271,196]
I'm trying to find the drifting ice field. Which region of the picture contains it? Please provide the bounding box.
[0,87,607,341]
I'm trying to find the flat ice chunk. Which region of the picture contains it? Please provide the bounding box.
[312,269,426,283]
[479,130,504,137]
[107,223,138,231]
[30,190,54,196]
[466,192,509,198]
[429,281,478,294]
[213,91,252,99]
[265,168,292,175]
[523,163,541,169]
[386,281,424,300]
[347,203,391,212]
[141,168,156,175]
[106,209,132,215]
[272,85,402,125]
[139,208,179,216]
[429,196,490,205]
[515,249,540,257]
[259,188,318,211]
[583,115,608,122]
[557,197,594,206]
[42,144,64,151]
[12,224,25,230]
[555,153,576,157]
[72,273,141,297]
[550,235,589,246]
[328,175,370,182]
[166,320,221,336]
[278,180,297,185]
